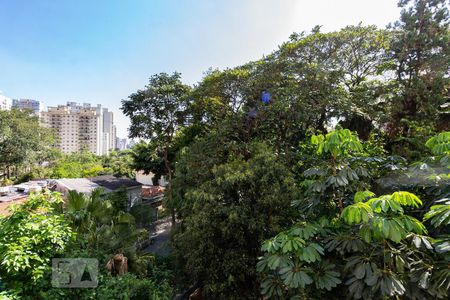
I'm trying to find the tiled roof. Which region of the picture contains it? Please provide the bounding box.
[141,186,165,198]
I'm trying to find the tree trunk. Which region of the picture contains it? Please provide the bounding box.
[331,156,344,213]
[317,111,327,133]
[163,147,176,227]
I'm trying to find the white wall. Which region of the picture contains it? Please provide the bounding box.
[0,95,11,111]
[135,171,167,186]
[136,171,155,185]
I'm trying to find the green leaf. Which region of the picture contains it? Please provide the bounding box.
[280,266,313,289]
[400,215,426,235]
[426,132,450,155]
[392,221,404,242]
[419,271,430,289]
[299,243,323,263]
[381,218,390,238]
[367,195,404,214]
[341,202,373,225]
[359,226,372,243]
[267,254,289,270]
[435,240,450,253]
[289,223,319,240]
[391,191,422,208]
[282,237,306,253]
[354,263,366,279]
[313,262,341,291]
[354,190,376,203]
[424,201,450,228]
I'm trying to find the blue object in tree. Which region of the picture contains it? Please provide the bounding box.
[261,91,271,104]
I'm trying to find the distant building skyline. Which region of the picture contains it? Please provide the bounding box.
[12,98,43,115]
[0,92,127,139]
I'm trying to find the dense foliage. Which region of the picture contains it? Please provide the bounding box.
[257,131,450,299]
[49,149,135,179]
[122,72,192,225]
[0,192,74,296]
[0,108,138,183]
[0,190,173,299]
[0,0,448,299]
[1,141,136,183]
[0,109,55,182]
[119,1,450,298]
[173,141,298,298]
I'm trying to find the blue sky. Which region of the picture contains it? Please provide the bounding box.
[0,0,400,138]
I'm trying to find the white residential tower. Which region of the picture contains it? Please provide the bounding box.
[41,102,116,155]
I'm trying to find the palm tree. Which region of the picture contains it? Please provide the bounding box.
[65,188,150,274]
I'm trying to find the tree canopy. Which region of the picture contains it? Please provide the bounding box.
[120,1,450,298]
[0,109,56,181]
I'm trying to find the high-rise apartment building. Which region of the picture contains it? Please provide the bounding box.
[116,138,127,151]
[41,102,116,155]
[112,125,117,151]
[101,132,110,155]
[12,98,43,115]
[127,140,136,149]
[0,95,11,110]
[102,108,116,153]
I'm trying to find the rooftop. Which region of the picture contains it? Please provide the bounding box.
[0,197,27,216]
[54,178,109,194]
[0,180,49,216]
[142,186,165,199]
[89,175,142,191]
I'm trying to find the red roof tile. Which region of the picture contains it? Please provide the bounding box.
[141,186,165,198]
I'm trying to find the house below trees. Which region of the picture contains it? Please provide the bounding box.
[53,175,143,206]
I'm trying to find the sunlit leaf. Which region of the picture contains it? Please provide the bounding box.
[341,202,373,225]
[354,190,376,203]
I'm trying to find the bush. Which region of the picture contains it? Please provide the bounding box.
[44,273,172,300]
[0,192,74,298]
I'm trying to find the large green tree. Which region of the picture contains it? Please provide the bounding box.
[50,149,105,179]
[258,130,450,299]
[114,3,450,298]
[102,150,135,179]
[0,109,56,180]
[389,0,450,135]
[173,141,299,299]
[0,192,74,298]
[121,72,191,225]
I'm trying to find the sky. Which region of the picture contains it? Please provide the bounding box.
[0,0,401,138]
